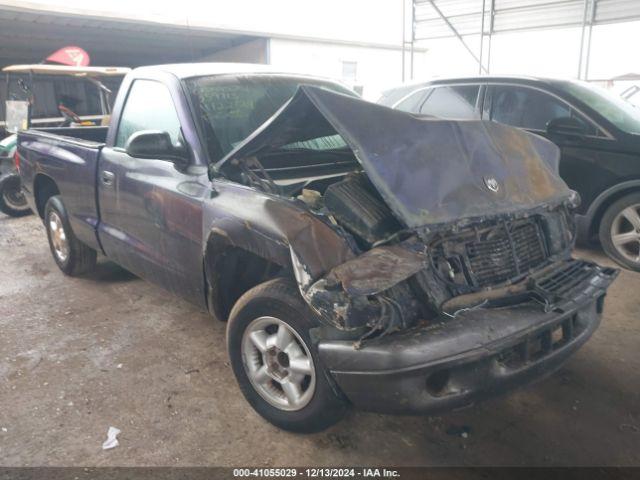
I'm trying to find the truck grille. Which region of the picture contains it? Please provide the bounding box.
[467,220,547,286]
[431,217,549,288]
[535,259,596,297]
[528,259,618,311]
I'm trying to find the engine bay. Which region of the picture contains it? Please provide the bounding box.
[298,173,403,249]
[223,141,580,337]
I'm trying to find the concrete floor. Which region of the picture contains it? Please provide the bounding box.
[0,214,638,467]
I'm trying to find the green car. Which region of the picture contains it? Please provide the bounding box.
[0,133,30,217]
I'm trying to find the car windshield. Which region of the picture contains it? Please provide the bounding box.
[185,75,355,162]
[558,80,640,135]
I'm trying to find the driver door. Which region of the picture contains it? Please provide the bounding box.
[97,79,205,303]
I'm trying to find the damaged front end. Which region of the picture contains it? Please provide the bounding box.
[214,85,618,345]
[301,240,427,338]
[300,199,617,344]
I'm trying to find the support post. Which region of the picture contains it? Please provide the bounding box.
[402,0,406,82]
[410,0,415,80]
[426,0,488,74]
[479,0,486,74]
[578,0,596,80]
[487,0,494,73]
[577,0,589,78]
[584,0,596,80]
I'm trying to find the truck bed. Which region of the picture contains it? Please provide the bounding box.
[18,127,107,251]
[28,126,108,146]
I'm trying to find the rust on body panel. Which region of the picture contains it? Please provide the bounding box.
[323,243,426,297]
[263,198,355,279]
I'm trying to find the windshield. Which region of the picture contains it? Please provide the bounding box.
[558,80,640,135]
[185,75,355,162]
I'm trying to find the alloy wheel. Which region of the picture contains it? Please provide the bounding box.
[241,316,316,411]
[610,203,640,265]
[48,211,69,263]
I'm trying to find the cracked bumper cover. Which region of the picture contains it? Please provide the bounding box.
[317,265,617,415]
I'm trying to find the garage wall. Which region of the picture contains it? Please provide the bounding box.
[1,0,405,48]
[267,38,428,100]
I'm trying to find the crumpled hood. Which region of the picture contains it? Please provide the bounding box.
[215,86,571,228]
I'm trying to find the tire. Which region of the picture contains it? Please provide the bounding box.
[599,192,640,271]
[0,174,32,217]
[44,195,97,276]
[227,278,347,432]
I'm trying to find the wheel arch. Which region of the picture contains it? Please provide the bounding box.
[203,219,293,322]
[586,180,640,241]
[33,173,60,219]
[201,204,356,322]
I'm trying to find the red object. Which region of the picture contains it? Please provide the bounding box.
[46,46,90,66]
[14,150,20,172]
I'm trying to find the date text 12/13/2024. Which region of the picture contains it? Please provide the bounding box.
[232,468,400,478]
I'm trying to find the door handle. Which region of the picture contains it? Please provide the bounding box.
[100,170,115,186]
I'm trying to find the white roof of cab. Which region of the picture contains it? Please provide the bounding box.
[136,62,324,80]
[2,65,131,77]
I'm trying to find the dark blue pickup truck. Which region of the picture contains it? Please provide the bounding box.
[17,63,617,432]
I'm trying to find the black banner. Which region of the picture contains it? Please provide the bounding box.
[0,468,638,480]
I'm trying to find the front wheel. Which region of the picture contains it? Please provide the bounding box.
[227,278,347,432]
[0,174,32,217]
[44,195,97,276]
[599,192,640,271]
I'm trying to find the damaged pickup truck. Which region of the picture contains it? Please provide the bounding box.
[17,64,618,432]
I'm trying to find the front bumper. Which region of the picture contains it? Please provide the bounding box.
[318,262,617,414]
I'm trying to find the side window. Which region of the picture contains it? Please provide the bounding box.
[395,89,430,113]
[115,80,182,148]
[490,85,595,134]
[419,85,480,119]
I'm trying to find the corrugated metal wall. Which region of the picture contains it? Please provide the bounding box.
[413,0,640,40]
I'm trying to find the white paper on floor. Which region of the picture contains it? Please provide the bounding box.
[102,426,121,450]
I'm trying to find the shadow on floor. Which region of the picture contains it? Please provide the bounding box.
[81,257,138,284]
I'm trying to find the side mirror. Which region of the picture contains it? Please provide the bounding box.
[125,130,188,164]
[546,117,587,137]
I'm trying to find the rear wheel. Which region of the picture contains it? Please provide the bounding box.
[0,174,31,217]
[44,195,97,275]
[599,192,640,271]
[227,278,347,432]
